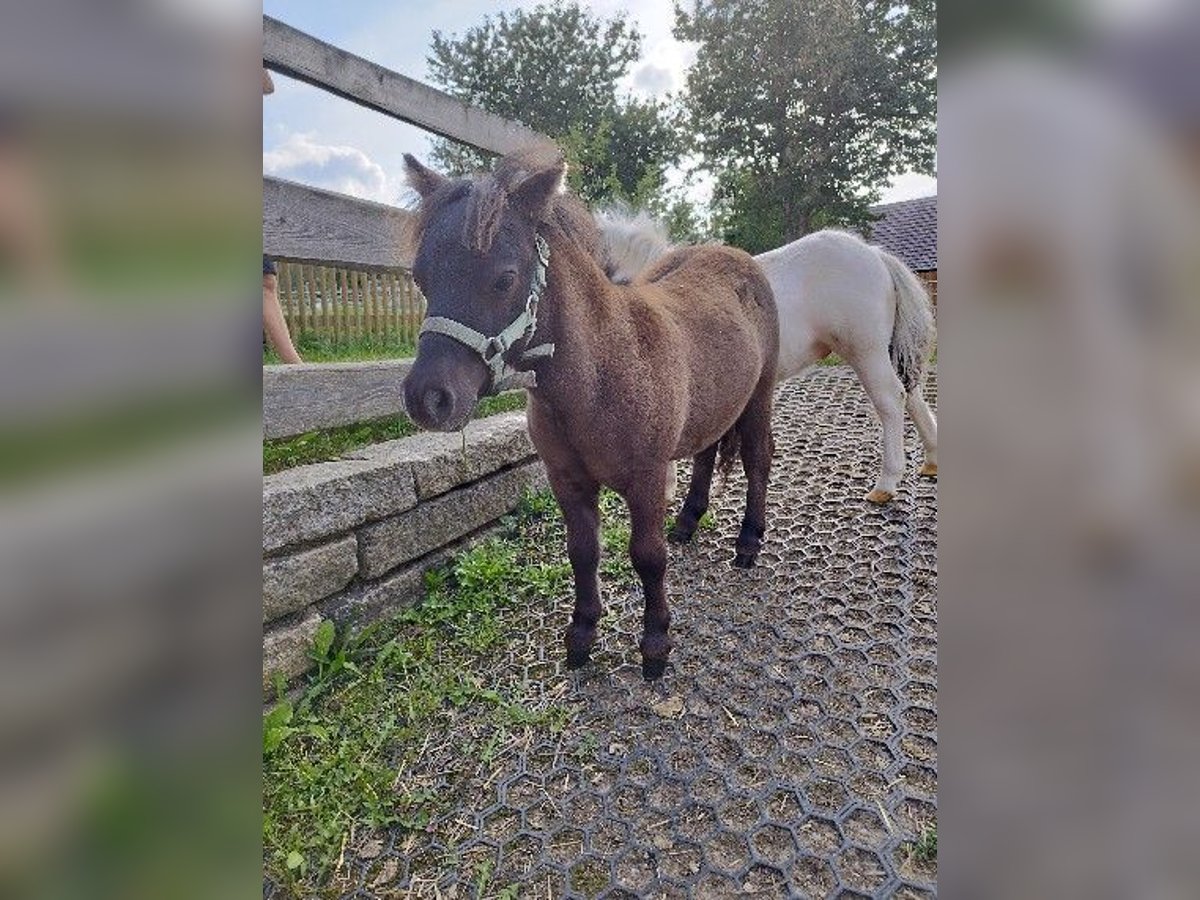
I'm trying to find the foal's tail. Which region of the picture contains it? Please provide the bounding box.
[595,205,674,284]
[716,429,741,481]
[878,249,935,392]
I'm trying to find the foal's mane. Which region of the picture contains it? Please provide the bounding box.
[412,147,602,263]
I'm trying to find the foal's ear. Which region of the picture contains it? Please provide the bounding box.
[510,159,566,220]
[404,154,449,199]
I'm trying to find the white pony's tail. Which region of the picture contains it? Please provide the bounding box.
[878,249,935,393]
[595,205,674,284]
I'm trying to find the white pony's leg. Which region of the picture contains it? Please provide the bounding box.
[907,382,938,476]
[849,351,907,503]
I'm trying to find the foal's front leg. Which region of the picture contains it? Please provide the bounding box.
[555,478,602,669]
[626,472,672,680]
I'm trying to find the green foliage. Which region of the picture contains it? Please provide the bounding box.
[676,0,936,248]
[427,0,682,206]
[474,391,529,419]
[263,490,579,893]
[264,331,416,365]
[598,489,635,580]
[262,417,419,474]
[262,392,527,474]
[915,824,937,861]
[262,486,652,893]
[658,193,710,244]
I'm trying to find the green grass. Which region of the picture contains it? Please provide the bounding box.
[262,392,528,474]
[264,332,417,364]
[263,487,642,896]
[915,825,937,862]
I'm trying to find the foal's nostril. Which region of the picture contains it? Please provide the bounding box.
[423,387,453,421]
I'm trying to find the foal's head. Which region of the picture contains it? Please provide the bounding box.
[402,148,567,431]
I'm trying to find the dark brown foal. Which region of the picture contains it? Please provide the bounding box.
[402,146,778,679]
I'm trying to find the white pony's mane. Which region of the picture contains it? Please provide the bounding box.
[595,204,674,284]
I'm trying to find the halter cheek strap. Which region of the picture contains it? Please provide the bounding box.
[418,234,555,394]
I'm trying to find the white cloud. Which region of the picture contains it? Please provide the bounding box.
[879,171,938,203]
[262,132,403,204]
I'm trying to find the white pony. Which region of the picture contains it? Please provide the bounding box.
[597,209,937,503]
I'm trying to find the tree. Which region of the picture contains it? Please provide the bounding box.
[427,1,682,206]
[676,0,936,251]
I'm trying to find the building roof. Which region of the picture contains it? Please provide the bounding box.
[864,195,937,272]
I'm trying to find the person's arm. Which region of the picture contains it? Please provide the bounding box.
[262,265,302,364]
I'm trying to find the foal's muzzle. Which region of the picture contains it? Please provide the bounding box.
[403,335,488,432]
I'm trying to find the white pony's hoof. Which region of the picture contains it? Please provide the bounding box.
[919,462,937,478]
[865,489,894,504]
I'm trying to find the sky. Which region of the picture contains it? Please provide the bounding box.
[262,0,937,210]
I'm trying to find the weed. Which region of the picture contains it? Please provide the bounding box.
[263,392,527,474]
[915,825,937,862]
[264,332,416,364]
[473,858,494,898]
[569,859,608,898]
[598,489,635,580]
[574,732,599,762]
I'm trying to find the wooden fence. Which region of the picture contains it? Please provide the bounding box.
[274,261,425,344]
[262,15,550,438]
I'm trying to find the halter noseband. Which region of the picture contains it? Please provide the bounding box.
[418,234,555,394]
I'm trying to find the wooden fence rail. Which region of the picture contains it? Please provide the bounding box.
[263,359,414,440]
[274,261,426,344]
[263,16,547,156]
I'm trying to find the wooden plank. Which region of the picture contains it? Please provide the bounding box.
[303,264,317,335]
[263,15,549,156]
[264,176,418,271]
[278,261,294,334]
[352,269,362,340]
[295,264,307,334]
[372,273,381,340]
[378,272,389,339]
[263,360,414,440]
[338,268,350,339]
[400,274,410,344]
[367,271,377,337]
[387,273,398,339]
[321,270,336,340]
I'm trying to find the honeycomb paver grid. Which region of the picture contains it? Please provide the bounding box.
[271,366,937,898]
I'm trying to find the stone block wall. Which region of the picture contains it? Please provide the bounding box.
[262,411,545,695]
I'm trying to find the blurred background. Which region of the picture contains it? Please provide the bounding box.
[0,1,261,897]
[941,0,1200,895]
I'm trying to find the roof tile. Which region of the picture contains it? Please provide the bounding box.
[862,195,937,271]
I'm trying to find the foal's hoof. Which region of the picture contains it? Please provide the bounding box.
[668,525,694,545]
[732,552,756,569]
[865,489,894,504]
[642,656,668,681]
[565,647,591,670]
[919,462,938,478]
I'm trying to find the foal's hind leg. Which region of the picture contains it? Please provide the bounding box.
[850,351,907,503]
[669,443,719,544]
[733,381,774,568]
[907,379,938,477]
[626,472,673,680]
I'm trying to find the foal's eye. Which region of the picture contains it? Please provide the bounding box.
[492,271,516,293]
